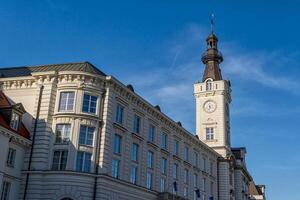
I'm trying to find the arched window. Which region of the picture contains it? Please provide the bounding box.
[206,80,212,91]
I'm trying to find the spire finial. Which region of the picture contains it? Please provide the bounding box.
[210,12,215,33]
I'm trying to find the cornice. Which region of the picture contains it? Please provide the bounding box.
[0,126,31,147]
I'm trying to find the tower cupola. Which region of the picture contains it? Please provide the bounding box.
[201,32,223,82]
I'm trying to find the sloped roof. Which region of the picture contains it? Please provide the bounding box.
[0,91,30,139]
[0,62,106,78]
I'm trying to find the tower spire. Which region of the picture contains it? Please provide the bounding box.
[210,12,215,33]
[201,13,223,82]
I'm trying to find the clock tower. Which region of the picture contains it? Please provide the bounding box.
[194,31,232,157]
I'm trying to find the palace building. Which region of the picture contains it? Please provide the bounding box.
[0,31,265,200]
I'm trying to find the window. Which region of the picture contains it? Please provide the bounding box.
[203,157,207,172]
[206,127,214,140]
[147,151,154,168]
[6,148,16,167]
[52,150,68,170]
[184,146,189,161]
[184,169,189,184]
[161,158,167,174]
[133,114,141,134]
[160,178,166,192]
[131,143,139,162]
[202,178,206,192]
[0,181,10,200]
[206,80,212,91]
[183,187,188,197]
[210,182,214,196]
[115,104,124,124]
[59,92,75,111]
[10,112,19,130]
[173,140,179,156]
[130,166,137,184]
[113,134,122,154]
[210,162,213,175]
[82,94,97,114]
[194,152,198,167]
[79,125,94,146]
[146,172,153,189]
[55,124,71,144]
[193,173,198,187]
[148,125,155,142]
[161,133,168,150]
[111,159,120,178]
[76,151,92,172]
[173,163,178,179]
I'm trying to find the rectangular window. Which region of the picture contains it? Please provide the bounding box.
[210,181,214,196]
[173,163,178,179]
[0,181,11,200]
[59,92,75,111]
[183,187,188,197]
[202,178,206,192]
[55,124,71,143]
[130,166,137,184]
[131,143,139,162]
[146,172,153,189]
[203,157,207,172]
[193,173,198,187]
[133,114,141,134]
[10,112,19,130]
[79,125,94,146]
[113,134,122,154]
[111,159,120,178]
[82,94,97,114]
[76,151,91,172]
[206,127,214,140]
[184,146,189,161]
[147,151,154,168]
[148,125,155,142]
[6,148,16,167]
[160,178,166,192]
[52,150,68,170]
[161,158,167,174]
[210,162,213,175]
[161,133,168,150]
[194,152,198,167]
[173,140,179,156]
[115,104,124,124]
[184,169,189,184]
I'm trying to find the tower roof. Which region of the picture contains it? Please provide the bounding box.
[201,32,223,82]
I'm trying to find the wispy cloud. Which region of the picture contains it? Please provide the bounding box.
[121,23,300,131]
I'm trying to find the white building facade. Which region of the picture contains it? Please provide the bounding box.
[0,32,265,200]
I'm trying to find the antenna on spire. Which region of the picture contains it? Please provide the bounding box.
[210,12,215,33]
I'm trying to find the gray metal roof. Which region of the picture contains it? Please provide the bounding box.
[0,62,106,78]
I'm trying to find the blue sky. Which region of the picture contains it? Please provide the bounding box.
[0,0,299,199]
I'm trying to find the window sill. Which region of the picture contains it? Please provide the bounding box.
[183,160,192,167]
[172,155,182,162]
[160,148,170,156]
[147,141,158,149]
[113,122,127,132]
[131,132,144,141]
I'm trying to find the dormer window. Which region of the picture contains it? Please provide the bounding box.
[206,80,213,91]
[10,112,19,131]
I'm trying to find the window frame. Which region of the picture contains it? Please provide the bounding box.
[133,114,141,134]
[6,148,16,167]
[82,93,98,114]
[0,181,11,200]
[76,151,92,173]
[147,124,155,142]
[58,91,75,112]
[10,111,19,131]
[161,132,168,150]
[131,143,139,162]
[206,127,214,140]
[115,104,124,124]
[55,123,71,144]
[130,166,137,184]
[52,150,68,171]
[113,134,122,154]
[79,125,95,146]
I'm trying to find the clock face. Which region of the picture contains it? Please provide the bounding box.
[203,100,217,113]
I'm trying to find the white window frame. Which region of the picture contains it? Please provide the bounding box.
[79,125,95,146]
[55,124,71,144]
[6,148,16,167]
[82,93,98,114]
[10,112,19,131]
[206,127,214,140]
[58,91,75,112]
